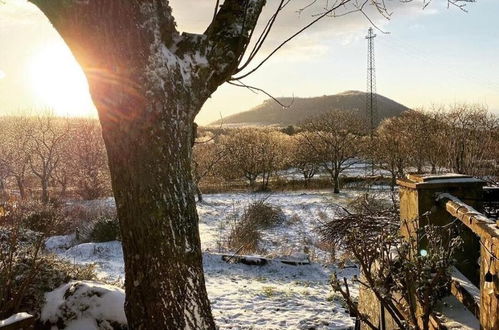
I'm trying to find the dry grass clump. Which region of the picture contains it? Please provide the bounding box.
[240,200,285,229]
[227,200,285,254]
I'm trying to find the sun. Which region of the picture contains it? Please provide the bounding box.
[29,42,97,117]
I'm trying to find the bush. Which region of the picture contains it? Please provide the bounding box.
[63,202,116,235]
[227,200,285,254]
[6,200,66,236]
[324,194,463,330]
[88,216,121,242]
[240,200,285,229]
[0,202,96,319]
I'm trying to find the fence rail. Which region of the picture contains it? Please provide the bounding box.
[436,192,498,328]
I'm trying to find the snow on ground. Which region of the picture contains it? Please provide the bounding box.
[49,190,387,329]
[198,190,365,261]
[277,160,392,181]
[41,281,126,330]
[45,234,76,252]
[0,313,32,327]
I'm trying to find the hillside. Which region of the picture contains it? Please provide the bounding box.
[210,91,409,127]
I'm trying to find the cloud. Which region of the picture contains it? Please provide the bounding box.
[1,0,443,63]
[169,0,439,63]
[0,70,5,79]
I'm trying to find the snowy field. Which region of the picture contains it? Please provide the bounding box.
[47,190,392,329]
[277,160,392,181]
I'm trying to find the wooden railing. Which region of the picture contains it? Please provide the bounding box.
[358,173,498,330]
[436,192,498,329]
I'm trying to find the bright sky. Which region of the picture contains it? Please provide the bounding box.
[1,0,498,124]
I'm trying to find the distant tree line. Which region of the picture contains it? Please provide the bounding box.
[370,104,499,188]
[0,104,497,202]
[194,104,498,195]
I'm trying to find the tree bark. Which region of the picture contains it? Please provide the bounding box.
[16,176,25,200]
[105,112,214,329]
[390,173,396,191]
[28,0,265,328]
[333,173,340,194]
[196,184,204,203]
[41,179,49,204]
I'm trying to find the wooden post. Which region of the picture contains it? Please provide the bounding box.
[480,238,499,329]
[398,174,499,329]
[398,173,486,284]
[358,173,496,329]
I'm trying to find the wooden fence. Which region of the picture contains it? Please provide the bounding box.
[358,173,498,329]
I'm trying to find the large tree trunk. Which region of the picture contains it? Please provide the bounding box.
[29,0,265,328]
[103,106,214,329]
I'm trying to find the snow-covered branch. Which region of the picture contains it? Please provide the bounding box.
[202,0,266,93]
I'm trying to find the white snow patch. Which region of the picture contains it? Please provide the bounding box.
[0,312,32,327]
[41,281,126,329]
[45,234,76,252]
[61,241,125,283]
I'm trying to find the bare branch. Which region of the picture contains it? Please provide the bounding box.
[231,0,353,81]
[227,80,295,109]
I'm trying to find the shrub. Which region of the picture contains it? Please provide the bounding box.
[240,200,285,229]
[323,195,463,330]
[227,200,284,254]
[7,200,66,236]
[0,202,96,319]
[88,216,121,242]
[63,202,117,236]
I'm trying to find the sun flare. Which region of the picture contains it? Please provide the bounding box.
[29,43,97,117]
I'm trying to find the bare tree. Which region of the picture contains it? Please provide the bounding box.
[0,117,32,199]
[303,110,367,193]
[71,119,111,200]
[27,116,70,204]
[219,128,288,190]
[192,141,225,202]
[291,132,322,186]
[443,104,498,176]
[372,115,410,189]
[26,1,270,327]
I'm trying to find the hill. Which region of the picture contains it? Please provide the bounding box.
[210,91,409,127]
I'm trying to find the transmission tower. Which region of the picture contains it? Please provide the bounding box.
[365,27,377,134]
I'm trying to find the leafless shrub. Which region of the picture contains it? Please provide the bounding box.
[227,200,285,254]
[62,202,117,240]
[320,194,398,249]
[322,195,463,329]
